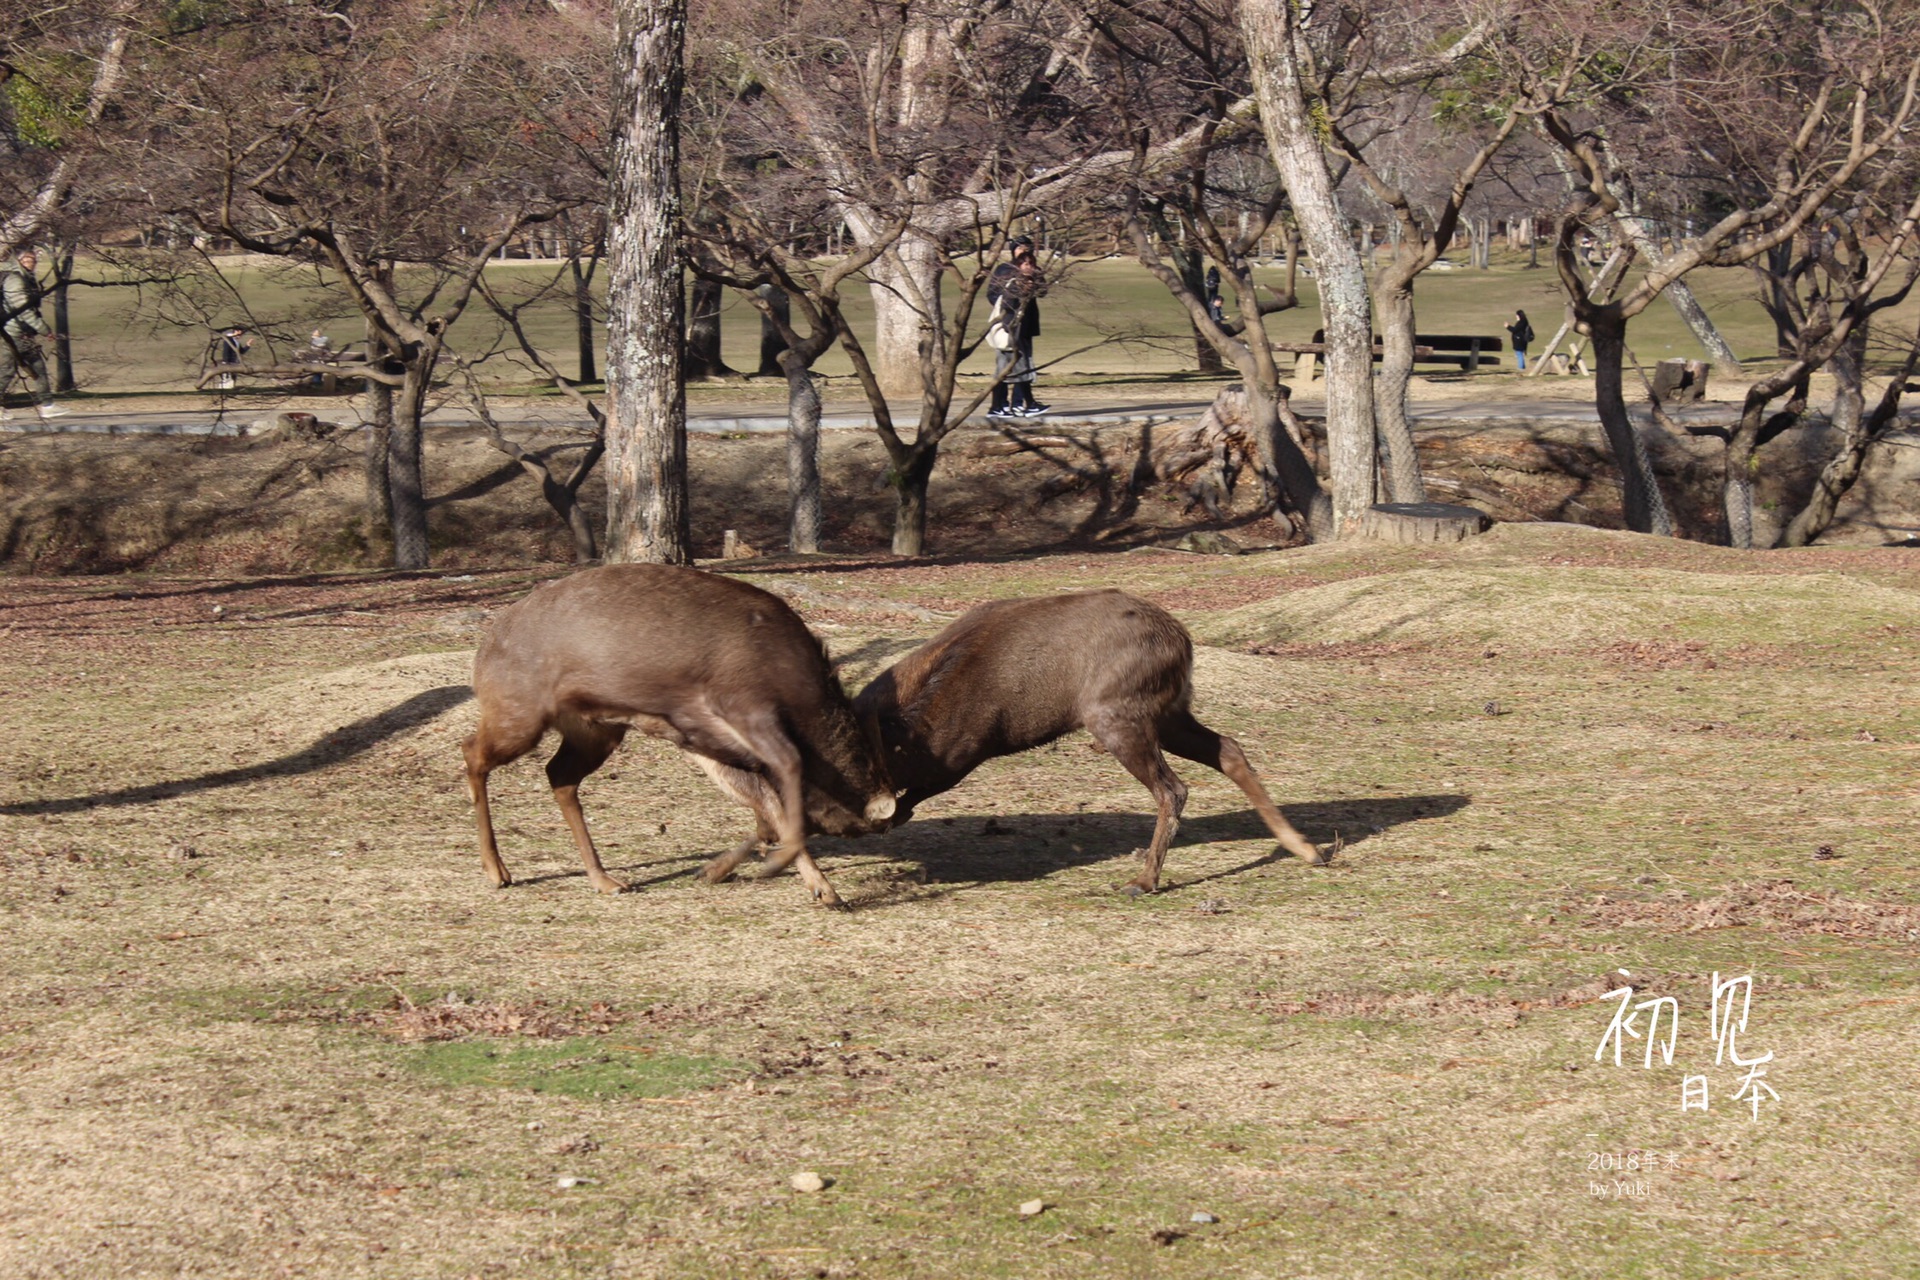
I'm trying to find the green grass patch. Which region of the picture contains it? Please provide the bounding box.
[396,1037,743,1100]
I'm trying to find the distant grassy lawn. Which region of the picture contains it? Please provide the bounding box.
[59,246,1912,399]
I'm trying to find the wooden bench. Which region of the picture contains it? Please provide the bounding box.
[1293,330,1503,380]
[196,348,371,395]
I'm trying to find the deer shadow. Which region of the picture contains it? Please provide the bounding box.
[0,686,472,817]
[807,791,1471,905]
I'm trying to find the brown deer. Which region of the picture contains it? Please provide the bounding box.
[463,565,896,907]
[843,590,1324,894]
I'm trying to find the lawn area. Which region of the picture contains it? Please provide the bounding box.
[53,246,1894,400]
[2,523,1916,1278]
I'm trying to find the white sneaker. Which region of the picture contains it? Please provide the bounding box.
[37,404,69,419]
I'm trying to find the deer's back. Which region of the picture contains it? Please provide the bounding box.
[474,565,834,724]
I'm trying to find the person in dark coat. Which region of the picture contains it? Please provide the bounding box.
[984,236,1048,418]
[1506,309,1534,371]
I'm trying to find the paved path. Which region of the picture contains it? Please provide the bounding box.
[3,389,1756,439]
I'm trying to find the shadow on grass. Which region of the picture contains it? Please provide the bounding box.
[858,793,1468,894]
[0,686,472,816]
[498,793,1471,906]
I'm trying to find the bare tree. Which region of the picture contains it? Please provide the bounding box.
[1525,1,1920,534]
[1678,192,1920,547]
[143,1,596,568]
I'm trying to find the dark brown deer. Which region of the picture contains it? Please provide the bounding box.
[845,590,1324,894]
[463,565,896,907]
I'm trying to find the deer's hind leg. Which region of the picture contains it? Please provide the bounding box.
[1159,711,1325,864]
[547,716,630,894]
[1088,713,1189,895]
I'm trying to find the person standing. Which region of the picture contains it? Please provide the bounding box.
[985,235,1048,418]
[1506,308,1534,372]
[212,325,253,390]
[1,249,66,421]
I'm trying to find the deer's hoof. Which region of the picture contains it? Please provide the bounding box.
[1119,880,1152,898]
[592,877,629,895]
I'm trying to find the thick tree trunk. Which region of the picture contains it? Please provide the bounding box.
[1243,382,1334,534]
[388,358,432,570]
[866,230,942,398]
[1240,0,1377,533]
[1370,265,1428,504]
[889,446,936,557]
[780,348,822,553]
[605,0,691,565]
[685,275,731,379]
[1589,316,1674,536]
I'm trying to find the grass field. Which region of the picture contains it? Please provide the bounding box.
[50,246,1902,401]
[3,524,1918,1277]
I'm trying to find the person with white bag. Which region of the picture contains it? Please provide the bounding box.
[983,236,1048,419]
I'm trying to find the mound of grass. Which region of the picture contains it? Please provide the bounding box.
[1191,563,1920,651]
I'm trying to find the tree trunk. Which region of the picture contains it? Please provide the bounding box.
[1589,315,1674,536]
[50,245,76,393]
[1370,261,1428,504]
[1764,242,1797,358]
[387,354,432,570]
[1242,382,1333,534]
[866,229,942,398]
[1240,0,1377,533]
[1778,332,1872,547]
[363,362,394,556]
[889,446,936,556]
[685,274,731,379]
[780,348,822,553]
[757,283,791,378]
[605,0,691,565]
[566,221,598,384]
[1722,435,1756,550]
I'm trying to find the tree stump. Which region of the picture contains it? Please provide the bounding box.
[1355,502,1491,544]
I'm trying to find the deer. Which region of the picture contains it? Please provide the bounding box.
[463,564,897,908]
[705,589,1325,895]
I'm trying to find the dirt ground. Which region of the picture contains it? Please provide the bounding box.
[3,521,1919,1278]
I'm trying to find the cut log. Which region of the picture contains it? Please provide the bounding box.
[1355,501,1492,544]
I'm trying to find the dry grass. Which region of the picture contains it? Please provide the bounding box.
[3,526,1919,1278]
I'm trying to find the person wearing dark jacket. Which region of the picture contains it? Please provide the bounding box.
[1506,309,1535,371]
[985,236,1048,418]
[1,249,65,421]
